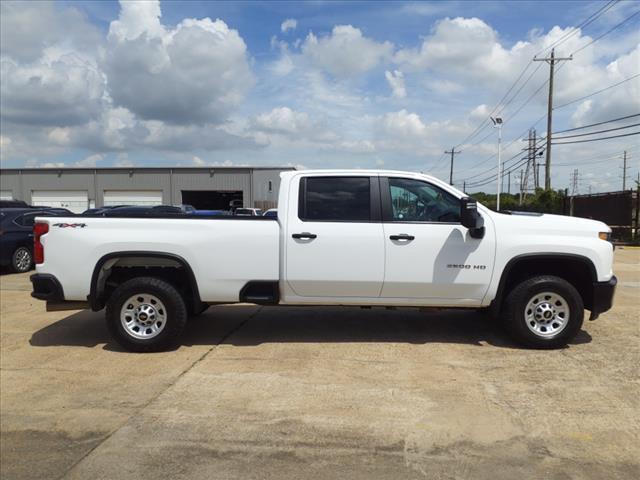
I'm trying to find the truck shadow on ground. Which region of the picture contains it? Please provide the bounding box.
[29,305,593,352]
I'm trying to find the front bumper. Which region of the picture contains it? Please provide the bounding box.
[30,274,64,302]
[589,275,617,320]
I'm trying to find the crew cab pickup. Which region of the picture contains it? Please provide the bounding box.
[30,170,616,352]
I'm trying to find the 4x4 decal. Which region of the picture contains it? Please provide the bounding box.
[52,223,87,228]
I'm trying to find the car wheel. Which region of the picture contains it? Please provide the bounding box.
[502,275,584,349]
[105,277,187,352]
[12,247,32,273]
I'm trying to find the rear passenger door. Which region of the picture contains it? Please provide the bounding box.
[285,175,385,298]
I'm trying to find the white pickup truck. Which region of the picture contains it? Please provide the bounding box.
[30,170,616,352]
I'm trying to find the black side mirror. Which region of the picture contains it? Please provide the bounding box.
[460,197,485,238]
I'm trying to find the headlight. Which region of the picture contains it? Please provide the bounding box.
[598,232,611,241]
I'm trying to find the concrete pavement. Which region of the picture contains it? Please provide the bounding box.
[1,248,639,479]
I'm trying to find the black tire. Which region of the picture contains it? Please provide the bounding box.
[105,277,187,352]
[501,275,584,349]
[12,246,32,273]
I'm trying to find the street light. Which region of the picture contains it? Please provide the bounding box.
[491,116,503,211]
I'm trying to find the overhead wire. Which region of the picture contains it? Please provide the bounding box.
[552,131,640,144]
[553,113,640,134]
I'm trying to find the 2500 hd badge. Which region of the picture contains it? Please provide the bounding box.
[447,264,487,270]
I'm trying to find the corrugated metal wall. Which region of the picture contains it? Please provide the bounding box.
[173,169,251,205]
[96,169,171,205]
[0,167,293,208]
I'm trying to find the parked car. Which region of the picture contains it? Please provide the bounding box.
[235,208,263,216]
[30,170,616,352]
[179,204,196,214]
[192,209,231,216]
[82,206,125,215]
[0,200,29,208]
[84,205,184,217]
[0,207,72,272]
[263,208,278,218]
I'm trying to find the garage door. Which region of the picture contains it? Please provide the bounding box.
[103,190,163,207]
[0,190,13,200]
[31,190,88,213]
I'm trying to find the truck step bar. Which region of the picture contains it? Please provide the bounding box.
[239,281,279,305]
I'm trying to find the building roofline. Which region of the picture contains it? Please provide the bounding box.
[0,166,296,173]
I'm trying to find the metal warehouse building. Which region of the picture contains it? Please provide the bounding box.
[0,166,294,213]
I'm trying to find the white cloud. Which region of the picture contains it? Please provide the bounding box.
[107,0,166,41]
[395,17,514,79]
[253,107,312,134]
[302,25,393,78]
[0,55,105,127]
[0,1,101,62]
[115,153,133,167]
[74,153,104,167]
[105,0,254,124]
[251,106,340,145]
[385,70,406,98]
[281,19,297,33]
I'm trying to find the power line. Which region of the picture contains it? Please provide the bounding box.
[571,9,640,55]
[453,62,536,148]
[554,73,640,109]
[553,122,640,140]
[553,113,640,134]
[534,0,619,56]
[446,1,630,184]
[552,131,640,144]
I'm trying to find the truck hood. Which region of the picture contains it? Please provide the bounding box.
[489,210,610,237]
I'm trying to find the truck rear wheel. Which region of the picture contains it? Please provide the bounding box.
[105,277,187,352]
[502,275,584,349]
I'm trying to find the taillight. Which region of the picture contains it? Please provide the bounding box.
[34,222,49,264]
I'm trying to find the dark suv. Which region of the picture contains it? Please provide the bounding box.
[0,208,72,272]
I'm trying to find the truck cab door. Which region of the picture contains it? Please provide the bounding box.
[379,176,495,303]
[284,175,385,299]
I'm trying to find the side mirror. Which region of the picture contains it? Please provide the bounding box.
[460,197,485,238]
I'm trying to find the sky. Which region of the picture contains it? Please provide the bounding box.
[0,0,639,193]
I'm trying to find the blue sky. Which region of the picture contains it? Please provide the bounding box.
[1,0,639,192]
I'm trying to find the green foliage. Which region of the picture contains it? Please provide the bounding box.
[469,188,567,214]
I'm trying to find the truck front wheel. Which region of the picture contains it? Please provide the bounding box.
[106,277,187,352]
[502,275,584,349]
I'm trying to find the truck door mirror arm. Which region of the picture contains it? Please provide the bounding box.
[460,197,485,239]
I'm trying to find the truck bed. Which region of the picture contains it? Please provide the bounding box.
[37,216,280,302]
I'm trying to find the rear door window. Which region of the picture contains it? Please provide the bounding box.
[300,177,371,221]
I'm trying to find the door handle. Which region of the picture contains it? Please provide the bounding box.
[389,234,415,241]
[292,232,317,239]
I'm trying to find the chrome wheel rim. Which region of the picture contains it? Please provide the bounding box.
[120,294,167,340]
[15,249,31,271]
[524,291,570,338]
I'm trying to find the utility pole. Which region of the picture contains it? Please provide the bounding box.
[532,129,539,189]
[463,181,466,193]
[570,169,580,196]
[508,170,511,194]
[491,117,504,210]
[445,148,461,185]
[534,48,572,190]
[519,170,524,205]
[622,150,628,190]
